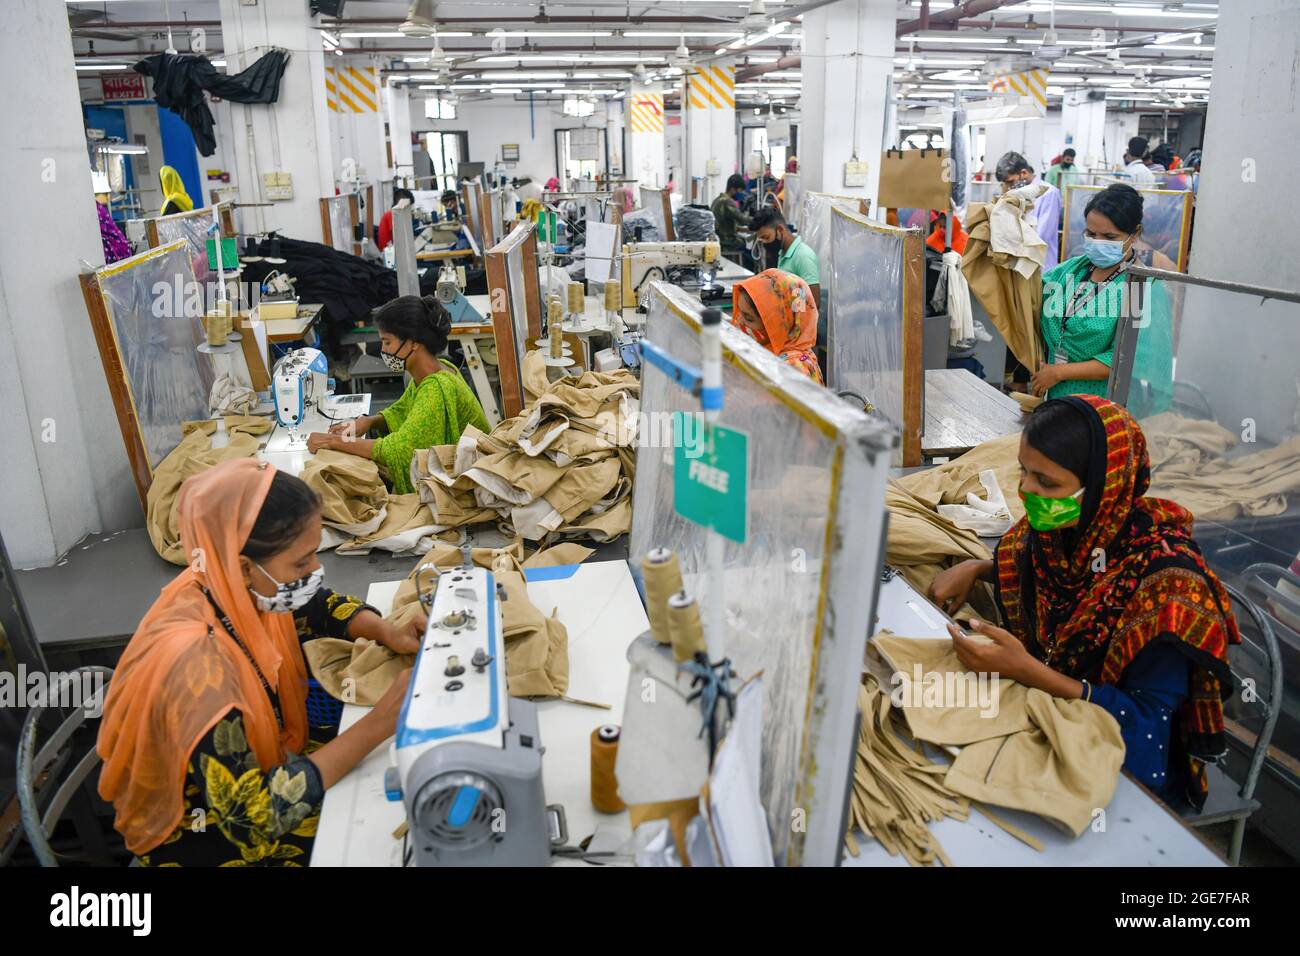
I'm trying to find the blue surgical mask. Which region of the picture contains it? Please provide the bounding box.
[1083,236,1128,268]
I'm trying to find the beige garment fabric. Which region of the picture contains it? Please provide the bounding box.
[300,449,389,536]
[381,540,595,701]
[411,368,639,544]
[898,432,1025,523]
[1009,391,1041,414]
[987,182,1049,279]
[145,429,261,565]
[869,634,1125,839]
[334,493,462,555]
[302,637,410,706]
[181,415,276,437]
[961,202,1044,372]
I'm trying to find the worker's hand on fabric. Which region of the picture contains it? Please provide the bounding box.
[328,418,359,437]
[929,560,982,614]
[370,668,412,736]
[306,432,337,453]
[381,613,426,656]
[947,619,1034,683]
[1029,364,1062,397]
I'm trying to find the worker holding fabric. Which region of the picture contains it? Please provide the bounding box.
[159,165,194,215]
[97,461,422,865]
[1032,183,1174,417]
[308,295,490,494]
[730,269,823,385]
[928,397,1239,810]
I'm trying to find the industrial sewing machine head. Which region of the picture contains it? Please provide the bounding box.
[271,347,327,447]
[620,240,722,312]
[383,552,560,866]
[433,261,482,324]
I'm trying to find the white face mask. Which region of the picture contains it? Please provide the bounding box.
[381,341,411,373]
[249,563,325,613]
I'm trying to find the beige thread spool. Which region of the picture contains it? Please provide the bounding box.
[667,590,706,663]
[566,281,585,315]
[603,280,621,313]
[203,309,230,346]
[641,548,682,645]
[547,298,564,358]
[590,724,626,813]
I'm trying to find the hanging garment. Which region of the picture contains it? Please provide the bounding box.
[960,202,1044,372]
[988,183,1049,279]
[299,449,388,537]
[939,251,975,347]
[135,51,289,157]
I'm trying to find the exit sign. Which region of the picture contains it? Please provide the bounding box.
[102,73,146,101]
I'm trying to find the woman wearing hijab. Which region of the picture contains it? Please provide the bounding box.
[730,269,823,384]
[97,460,421,865]
[929,397,1239,809]
[159,165,195,215]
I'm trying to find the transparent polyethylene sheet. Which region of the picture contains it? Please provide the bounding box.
[966,179,1000,207]
[631,286,847,863]
[781,173,802,228]
[639,187,668,241]
[323,196,352,253]
[1063,185,1191,271]
[155,211,216,289]
[489,190,506,243]
[99,242,215,468]
[505,241,530,373]
[798,192,861,363]
[827,209,907,429]
[465,183,486,250]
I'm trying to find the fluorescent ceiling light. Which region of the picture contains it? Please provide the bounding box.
[476,55,664,64]
[624,32,742,38]
[76,63,130,70]
[912,36,1008,45]
[893,57,983,66]
[340,31,473,38]
[211,60,226,67]
[497,31,614,38]
[418,84,447,90]
[746,56,779,63]
[1144,44,1214,52]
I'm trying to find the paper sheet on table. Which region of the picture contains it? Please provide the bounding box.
[584,221,620,284]
[707,679,773,867]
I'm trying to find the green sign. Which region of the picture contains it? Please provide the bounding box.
[205,237,239,271]
[672,412,748,544]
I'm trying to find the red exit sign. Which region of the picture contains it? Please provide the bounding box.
[101,73,146,101]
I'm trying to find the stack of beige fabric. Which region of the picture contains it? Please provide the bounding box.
[411,353,639,545]
[847,635,1125,865]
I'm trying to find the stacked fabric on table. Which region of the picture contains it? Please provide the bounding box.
[410,353,639,545]
[303,540,596,704]
[846,635,1125,865]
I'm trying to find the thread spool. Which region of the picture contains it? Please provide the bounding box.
[641,548,682,646]
[590,724,626,813]
[667,590,706,663]
[603,280,621,313]
[203,310,229,346]
[566,281,585,315]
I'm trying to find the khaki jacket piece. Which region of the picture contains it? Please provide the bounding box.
[302,637,411,706]
[299,449,389,536]
[961,202,1044,372]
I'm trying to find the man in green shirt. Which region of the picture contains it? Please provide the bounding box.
[1045,147,1082,193]
[751,206,823,356]
[711,174,752,261]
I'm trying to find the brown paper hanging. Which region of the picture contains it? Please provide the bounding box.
[878,147,951,212]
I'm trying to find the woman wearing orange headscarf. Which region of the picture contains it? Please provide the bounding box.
[731,269,823,384]
[97,460,418,865]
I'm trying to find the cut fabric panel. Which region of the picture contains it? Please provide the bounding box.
[302,637,411,706]
[299,449,388,537]
[961,202,1044,372]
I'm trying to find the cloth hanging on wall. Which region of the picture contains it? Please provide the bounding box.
[135,51,289,157]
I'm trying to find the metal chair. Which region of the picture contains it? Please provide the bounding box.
[17,666,116,866]
[1178,581,1282,865]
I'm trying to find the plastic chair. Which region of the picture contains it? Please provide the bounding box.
[17,666,116,866]
[1178,581,1282,865]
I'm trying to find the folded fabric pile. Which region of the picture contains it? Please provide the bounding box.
[300,449,389,537]
[181,415,275,439]
[411,353,639,544]
[847,635,1126,864]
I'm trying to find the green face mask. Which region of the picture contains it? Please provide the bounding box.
[1020,487,1085,531]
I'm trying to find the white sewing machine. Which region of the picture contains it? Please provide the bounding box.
[383,555,558,866]
[271,347,328,447]
[620,240,722,311]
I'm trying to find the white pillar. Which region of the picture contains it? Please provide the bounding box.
[0,1,139,566]
[685,59,738,203]
[386,82,415,183]
[628,84,667,188]
[1060,93,1107,174]
[800,0,894,207]
[218,0,335,239]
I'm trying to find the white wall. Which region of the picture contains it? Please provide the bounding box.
[1104,112,1141,167]
[980,109,1065,176]
[412,95,563,184]
[1,1,139,566]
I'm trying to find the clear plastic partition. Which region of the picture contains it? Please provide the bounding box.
[894,208,930,230]
[153,206,221,288]
[781,172,802,228]
[1062,184,1193,271]
[487,187,506,245]
[639,186,669,240]
[827,207,913,440]
[632,282,895,865]
[463,180,486,251]
[95,240,215,468]
[322,195,353,253]
[966,179,1000,207]
[798,192,864,361]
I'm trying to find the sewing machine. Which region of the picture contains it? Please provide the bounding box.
[384,555,557,866]
[271,347,328,447]
[434,261,484,325]
[620,240,722,311]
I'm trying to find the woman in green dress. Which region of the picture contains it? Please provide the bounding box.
[1031,184,1173,418]
[307,295,490,493]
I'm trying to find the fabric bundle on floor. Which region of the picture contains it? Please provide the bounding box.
[411,354,639,544]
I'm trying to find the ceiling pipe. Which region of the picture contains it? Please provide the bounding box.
[898,0,1032,36]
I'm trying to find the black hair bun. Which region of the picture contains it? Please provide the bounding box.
[421,294,453,333]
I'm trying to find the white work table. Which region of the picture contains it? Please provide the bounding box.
[843,573,1225,867]
[310,559,645,867]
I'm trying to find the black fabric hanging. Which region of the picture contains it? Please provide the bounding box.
[135,50,290,157]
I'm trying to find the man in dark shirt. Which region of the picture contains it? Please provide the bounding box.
[711,174,752,264]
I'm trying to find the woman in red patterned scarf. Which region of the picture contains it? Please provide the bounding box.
[730,268,823,384]
[930,395,1239,809]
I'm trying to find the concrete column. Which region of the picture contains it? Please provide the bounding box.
[1060,93,1107,174]
[386,81,415,183]
[627,84,667,188]
[799,0,895,207]
[0,0,139,566]
[124,104,166,213]
[684,59,738,203]
[217,0,335,239]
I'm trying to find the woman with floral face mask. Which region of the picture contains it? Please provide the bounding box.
[928,397,1239,810]
[98,461,423,865]
[308,295,489,494]
[1030,183,1173,417]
